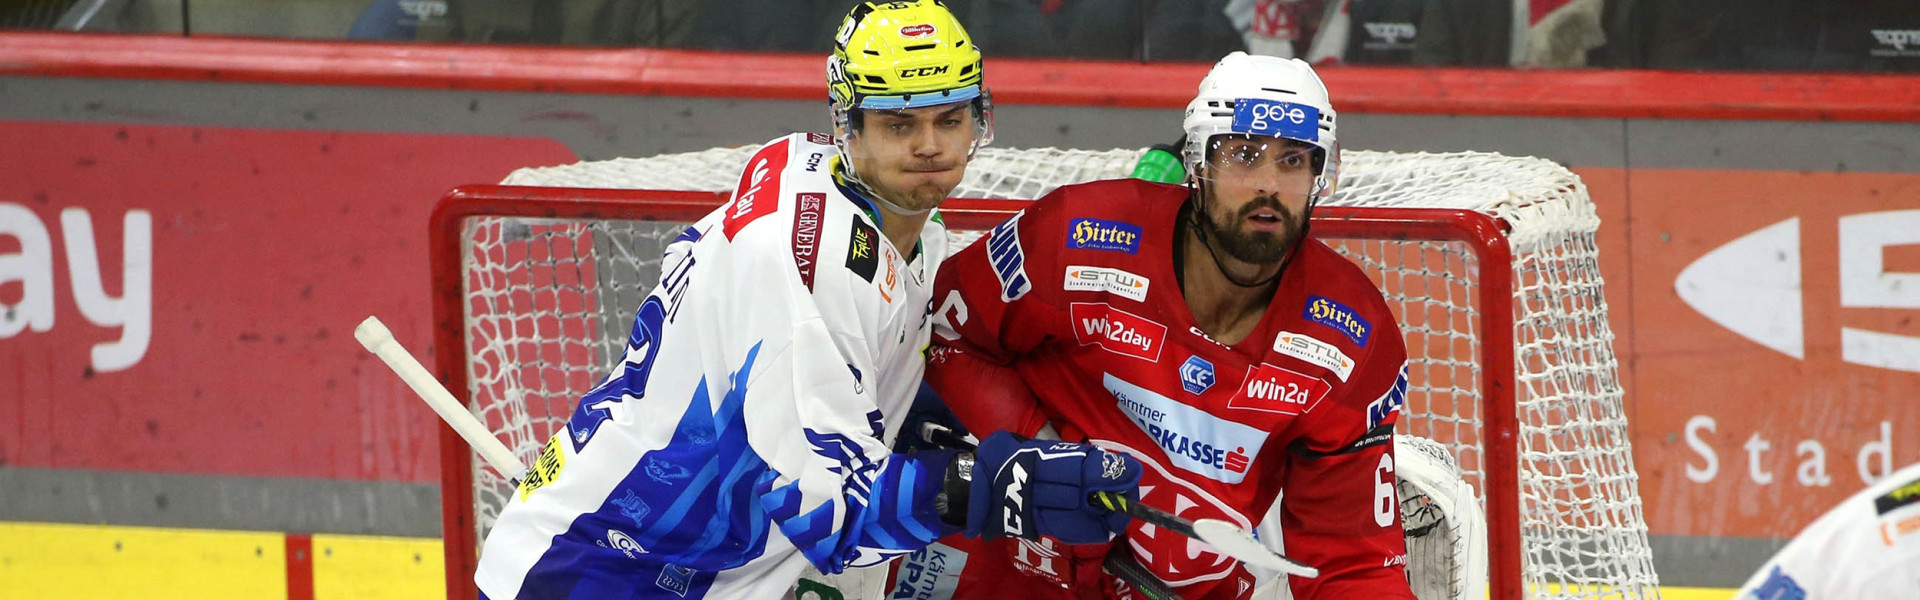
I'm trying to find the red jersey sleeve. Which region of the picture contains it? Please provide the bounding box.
[926,194,1067,438]
[1275,299,1416,600]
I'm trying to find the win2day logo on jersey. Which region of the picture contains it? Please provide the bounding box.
[1107,373,1264,483]
[722,140,789,240]
[1066,218,1142,254]
[1232,363,1330,416]
[1070,302,1167,362]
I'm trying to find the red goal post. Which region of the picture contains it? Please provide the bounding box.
[427,145,1659,600]
[428,186,1526,599]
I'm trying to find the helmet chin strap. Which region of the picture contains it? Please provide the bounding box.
[1188,178,1305,289]
[833,105,990,220]
[836,161,933,217]
[869,187,935,217]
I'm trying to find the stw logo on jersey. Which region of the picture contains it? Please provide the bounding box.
[1070,302,1167,362]
[1064,265,1150,302]
[1231,363,1330,416]
[722,140,789,240]
[1272,330,1354,381]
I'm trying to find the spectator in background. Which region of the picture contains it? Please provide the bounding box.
[949,0,1241,62]
[1224,0,1324,60]
[1142,0,1245,61]
[1595,0,1918,72]
[956,0,1141,59]
[347,0,456,40]
[1247,0,1581,68]
[559,0,701,48]
[1411,0,1510,66]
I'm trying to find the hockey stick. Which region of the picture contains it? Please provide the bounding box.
[354,316,529,484]
[921,423,1320,579]
[1101,545,1184,600]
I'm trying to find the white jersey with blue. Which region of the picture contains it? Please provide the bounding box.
[1736,462,1920,599]
[475,133,954,600]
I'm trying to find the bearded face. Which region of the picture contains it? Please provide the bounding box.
[1195,135,1319,263]
[1199,189,1306,263]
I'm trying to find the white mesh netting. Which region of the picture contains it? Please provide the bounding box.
[457,145,1660,599]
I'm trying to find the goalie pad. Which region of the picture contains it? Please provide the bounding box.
[1248,435,1488,600]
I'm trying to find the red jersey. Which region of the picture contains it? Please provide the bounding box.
[914,179,1414,600]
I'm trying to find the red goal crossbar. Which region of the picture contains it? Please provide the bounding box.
[428,185,1518,600]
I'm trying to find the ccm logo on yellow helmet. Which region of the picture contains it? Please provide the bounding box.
[899,65,951,78]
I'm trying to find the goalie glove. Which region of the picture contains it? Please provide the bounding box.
[964,431,1142,544]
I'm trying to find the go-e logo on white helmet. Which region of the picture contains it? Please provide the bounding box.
[1232,98,1319,143]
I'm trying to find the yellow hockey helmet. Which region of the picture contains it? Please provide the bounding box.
[827,0,992,144]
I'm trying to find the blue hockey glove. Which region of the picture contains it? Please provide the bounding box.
[965,431,1141,544]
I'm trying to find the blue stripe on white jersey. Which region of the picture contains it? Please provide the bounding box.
[764,433,956,572]
[477,133,955,599]
[519,344,771,597]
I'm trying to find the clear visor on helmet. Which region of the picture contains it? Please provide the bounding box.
[836,87,993,159]
[1194,134,1325,200]
[832,93,992,215]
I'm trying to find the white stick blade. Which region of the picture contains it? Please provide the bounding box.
[1193,518,1319,578]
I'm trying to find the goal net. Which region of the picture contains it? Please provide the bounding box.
[429,144,1661,600]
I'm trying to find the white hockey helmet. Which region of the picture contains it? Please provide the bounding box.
[1182,51,1340,202]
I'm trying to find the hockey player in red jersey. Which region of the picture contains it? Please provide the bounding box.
[902,52,1416,600]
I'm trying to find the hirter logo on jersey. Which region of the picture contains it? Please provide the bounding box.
[1304,295,1372,347]
[1066,218,1142,254]
[1231,363,1330,416]
[987,214,1031,301]
[791,193,825,290]
[1107,374,1265,484]
[722,141,788,240]
[1070,302,1166,362]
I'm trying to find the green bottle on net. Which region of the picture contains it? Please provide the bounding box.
[1128,146,1186,184]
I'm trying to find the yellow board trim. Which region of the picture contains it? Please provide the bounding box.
[0,520,1740,600]
[312,534,446,600]
[0,521,285,599]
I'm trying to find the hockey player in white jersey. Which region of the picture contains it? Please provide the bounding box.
[473,2,1143,599]
[1735,461,1920,599]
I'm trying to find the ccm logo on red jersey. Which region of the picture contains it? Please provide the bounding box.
[1231,363,1330,416]
[1070,302,1167,362]
[722,140,789,240]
